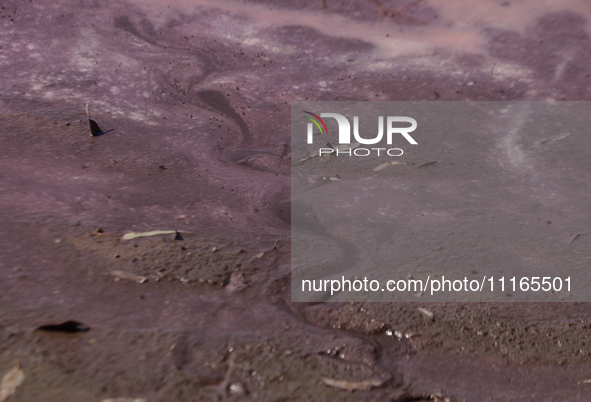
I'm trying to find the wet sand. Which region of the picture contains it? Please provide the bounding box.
[1,0,591,400]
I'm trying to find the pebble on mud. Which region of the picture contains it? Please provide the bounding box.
[372,162,392,172]
[0,361,25,402]
[418,307,434,319]
[226,272,246,293]
[228,382,244,395]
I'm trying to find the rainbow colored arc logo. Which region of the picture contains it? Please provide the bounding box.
[302,111,328,135]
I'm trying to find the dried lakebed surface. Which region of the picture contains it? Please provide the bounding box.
[2,0,591,400]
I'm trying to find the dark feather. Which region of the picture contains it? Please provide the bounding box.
[89,118,102,136]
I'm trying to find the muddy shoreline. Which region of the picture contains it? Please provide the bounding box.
[1,0,591,400]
